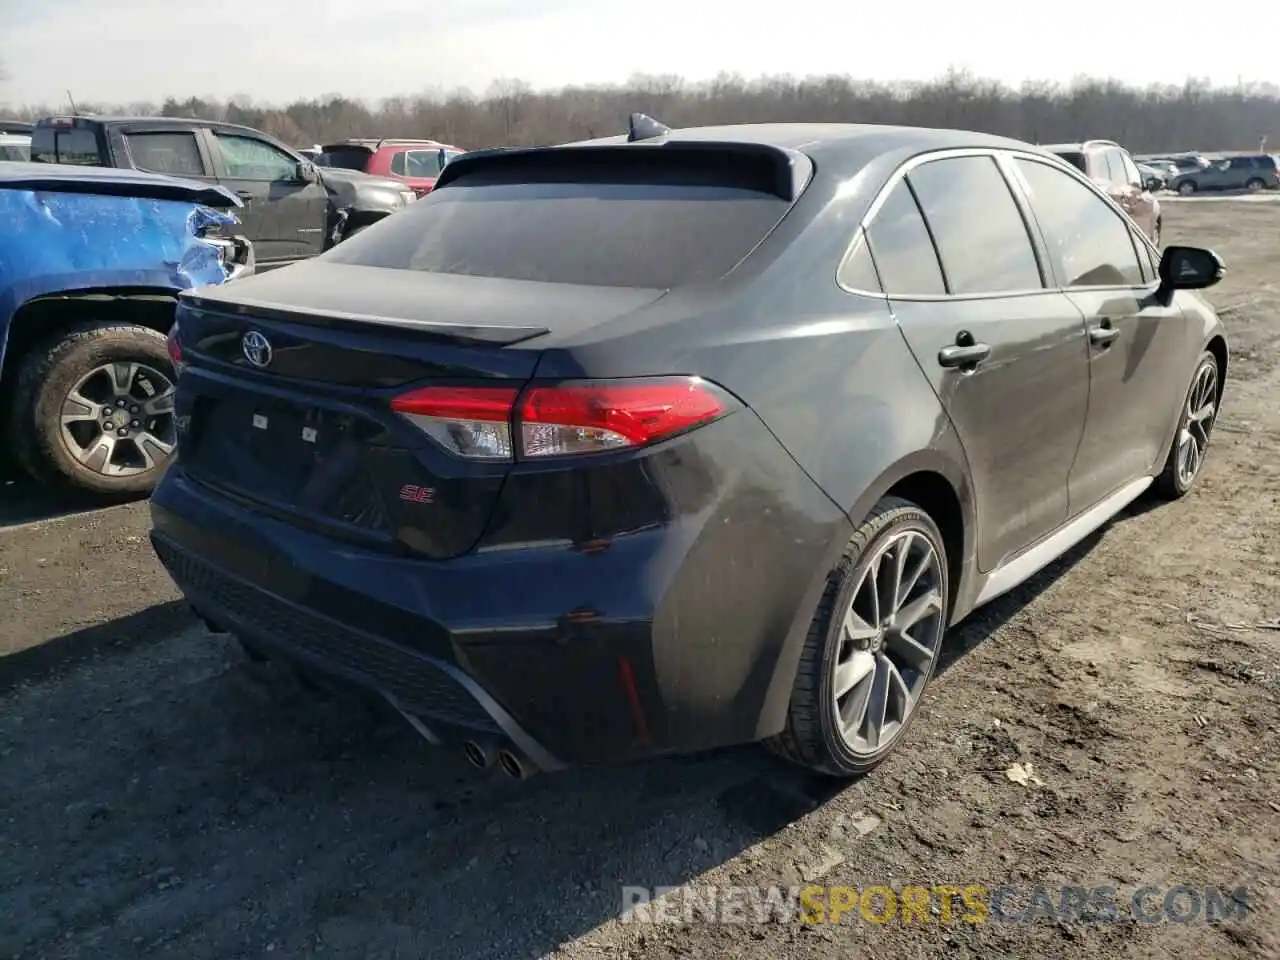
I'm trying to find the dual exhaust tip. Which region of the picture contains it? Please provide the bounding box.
[463,738,537,779]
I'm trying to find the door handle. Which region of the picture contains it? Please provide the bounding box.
[1089,321,1121,346]
[938,341,992,369]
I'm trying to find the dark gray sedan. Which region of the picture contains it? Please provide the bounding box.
[150,117,1229,778]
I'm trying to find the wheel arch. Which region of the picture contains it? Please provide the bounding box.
[1,287,178,388]
[755,447,977,740]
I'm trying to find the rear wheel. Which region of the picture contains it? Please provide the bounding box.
[1155,351,1219,499]
[767,497,950,777]
[1178,181,1198,196]
[1245,177,1266,192]
[7,320,177,496]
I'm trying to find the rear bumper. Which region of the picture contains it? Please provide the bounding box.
[150,412,851,766]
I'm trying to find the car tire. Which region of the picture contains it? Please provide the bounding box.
[1155,350,1219,500]
[1245,178,1266,192]
[1178,181,1198,196]
[767,496,950,777]
[7,320,178,497]
[1152,218,1162,248]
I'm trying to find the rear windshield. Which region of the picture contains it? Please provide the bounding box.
[30,127,103,166]
[324,173,793,288]
[315,148,370,171]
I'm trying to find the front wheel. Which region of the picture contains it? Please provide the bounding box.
[767,497,950,777]
[1155,350,1219,499]
[7,320,177,496]
[1178,181,1198,196]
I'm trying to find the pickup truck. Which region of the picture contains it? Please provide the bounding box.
[0,163,253,496]
[30,116,416,269]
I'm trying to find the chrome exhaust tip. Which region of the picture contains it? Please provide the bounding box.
[497,747,537,780]
[463,739,498,770]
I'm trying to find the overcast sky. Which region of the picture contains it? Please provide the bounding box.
[2,0,1272,107]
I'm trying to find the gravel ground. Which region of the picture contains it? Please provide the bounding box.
[1,201,1277,960]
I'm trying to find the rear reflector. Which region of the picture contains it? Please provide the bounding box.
[166,322,183,370]
[390,377,734,461]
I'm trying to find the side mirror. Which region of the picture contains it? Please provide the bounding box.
[295,161,318,183]
[1157,245,1225,302]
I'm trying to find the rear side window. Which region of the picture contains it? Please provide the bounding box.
[405,149,445,177]
[31,127,102,166]
[1012,158,1143,288]
[125,132,205,177]
[1053,151,1087,174]
[0,140,30,162]
[325,166,795,288]
[907,156,1043,295]
[863,181,945,296]
[837,228,882,293]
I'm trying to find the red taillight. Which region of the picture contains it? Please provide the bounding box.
[518,379,728,458]
[389,377,731,461]
[166,322,183,369]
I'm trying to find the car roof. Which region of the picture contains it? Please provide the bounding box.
[571,121,1034,154]
[321,138,455,151]
[1040,140,1120,152]
[0,161,240,207]
[34,115,276,138]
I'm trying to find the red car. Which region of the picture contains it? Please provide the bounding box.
[315,138,465,198]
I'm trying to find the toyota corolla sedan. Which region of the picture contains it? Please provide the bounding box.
[152,117,1228,779]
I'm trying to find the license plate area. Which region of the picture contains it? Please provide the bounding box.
[190,394,372,510]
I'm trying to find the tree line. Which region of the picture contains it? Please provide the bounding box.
[7,71,1280,154]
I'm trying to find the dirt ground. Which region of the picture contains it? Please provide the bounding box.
[1,199,1277,960]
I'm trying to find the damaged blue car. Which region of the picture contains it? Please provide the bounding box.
[0,163,253,496]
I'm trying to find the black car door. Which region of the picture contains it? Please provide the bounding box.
[1006,155,1202,515]
[204,129,328,265]
[864,152,1092,573]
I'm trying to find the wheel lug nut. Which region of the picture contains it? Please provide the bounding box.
[130,406,139,413]
[131,420,140,427]
[117,399,126,407]
[117,428,128,437]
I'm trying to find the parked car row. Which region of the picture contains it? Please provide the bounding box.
[313,138,465,197]
[1165,154,1280,195]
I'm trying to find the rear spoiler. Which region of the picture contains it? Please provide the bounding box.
[179,291,549,347]
[432,141,812,202]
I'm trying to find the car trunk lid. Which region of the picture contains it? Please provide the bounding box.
[174,262,667,558]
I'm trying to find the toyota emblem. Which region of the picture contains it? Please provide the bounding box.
[241,330,273,368]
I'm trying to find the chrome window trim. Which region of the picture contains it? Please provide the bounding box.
[837,145,1159,300]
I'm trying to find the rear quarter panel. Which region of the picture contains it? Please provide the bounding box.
[528,163,978,732]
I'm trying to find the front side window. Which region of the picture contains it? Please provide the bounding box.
[862,180,945,296]
[1012,157,1144,288]
[215,134,298,181]
[907,155,1043,295]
